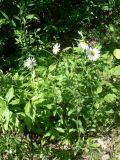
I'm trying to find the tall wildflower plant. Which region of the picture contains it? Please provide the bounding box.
[0,29,120,154]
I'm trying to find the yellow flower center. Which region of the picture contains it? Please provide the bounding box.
[91,50,96,56]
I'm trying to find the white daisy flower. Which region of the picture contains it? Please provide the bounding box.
[24,57,37,69]
[87,47,100,61]
[78,40,88,51]
[52,43,60,55]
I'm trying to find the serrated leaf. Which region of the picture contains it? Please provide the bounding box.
[113,49,120,59]
[5,86,14,103]
[55,127,65,133]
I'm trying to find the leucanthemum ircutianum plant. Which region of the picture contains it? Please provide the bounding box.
[52,43,60,55]
[78,31,100,61]
[24,57,37,69]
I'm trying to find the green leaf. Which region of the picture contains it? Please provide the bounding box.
[0,11,9,19]
[94,103,100,109]
[24,102,36,122]
[11,19,16,27]
[106,109,114,114]
[63,139,70,145]
[10,99,20,105]
[11,114,19,127]
[0,98,7,116]
[109,24,115,32]
[62,47,72,52]
[68,109,75,116]
[31,70,36,80]
[104,94,116,103]
[2,109,12,130]
[97,86,102,94]
[111,65,120,75]
[102,53,113,64]
[3,108,11,122]
[69,128,76,133]
[24,116,32,130]
[13,16,20,20]
[55,127,65,133]
[74,47,82,53]
[26,14,38,20]
[5,86,14,103]
[113,49,120,59]
[24,102,31,117]
[48,64,56,72]
[102,5,109,11]
[46,104,53,110]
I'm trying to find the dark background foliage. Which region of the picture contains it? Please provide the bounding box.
[0,0,120,70]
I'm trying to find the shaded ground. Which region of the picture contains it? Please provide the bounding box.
[0,127,120,159]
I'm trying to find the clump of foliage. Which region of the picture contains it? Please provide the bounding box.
[0,33,120,153]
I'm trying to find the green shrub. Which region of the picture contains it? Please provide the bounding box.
[0,0,120,155]
[0,34,120,151]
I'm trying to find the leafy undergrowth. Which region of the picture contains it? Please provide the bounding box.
[0,1,120,159]
[0,33,120,159]
[0,128,120,160]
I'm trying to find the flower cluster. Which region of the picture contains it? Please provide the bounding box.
[23,33,100,69]
[78,31,100,61]
[52,32,100,61]
[24,57,37,69]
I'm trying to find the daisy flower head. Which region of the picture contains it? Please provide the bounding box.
[52,43,60,55]
[78,40,89,51]
[87,47,100,61]
[24,57,37,69]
